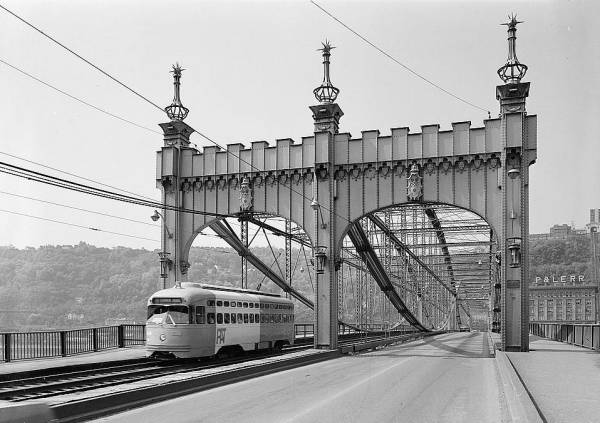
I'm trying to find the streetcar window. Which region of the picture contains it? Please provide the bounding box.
[196,306,205,324]
[237,313,243,323]
[207,300,215,306]
[270,314,275,323]
[255,303,259,308]
[260,314,265,323]
[259,304,263,309]
[276,314,281,323]
[244,313,249,323]
[147,305,189,325]
[249,314,254,323]
[254,313,259,322]
[231,302,236,307]
[237,302,242,307]
[243,302,248,308]
[217,313,223,324]
[283,315,287,323]
[207,313,215,324]
[224,301,230,307]
[249,303,254,308]
[217,300,223,307]
[224,313,230,324]
[231,313,237,324]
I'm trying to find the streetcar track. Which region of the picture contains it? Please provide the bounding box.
[0,345,313,402]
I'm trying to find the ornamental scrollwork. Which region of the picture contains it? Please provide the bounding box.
[407,163,423,201]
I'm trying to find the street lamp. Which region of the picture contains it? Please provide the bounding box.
[310,198,327,229]
[314,246,327,274]
[151,210,173,238]
[507,237,522,268]
[157,251,172,280]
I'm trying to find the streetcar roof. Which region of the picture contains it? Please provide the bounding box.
[148,282,294,304]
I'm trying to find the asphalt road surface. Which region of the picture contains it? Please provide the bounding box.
[94,332,511,423]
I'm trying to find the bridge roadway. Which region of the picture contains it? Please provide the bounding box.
[93,332,517,423]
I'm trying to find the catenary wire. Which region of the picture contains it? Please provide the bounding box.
[0,161,233,219]
[309,0,491,115]
[0,151,158,203]
[0,58,161,135]
[0,208,159,242]
[0,189,159,227]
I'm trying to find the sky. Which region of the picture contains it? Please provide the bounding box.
[0,0,598,250]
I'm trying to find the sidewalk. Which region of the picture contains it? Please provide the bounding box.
[0,346,145,377]
[506,335,600,423]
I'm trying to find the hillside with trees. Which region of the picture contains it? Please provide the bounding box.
[529,235,597,284]
[0,234,596,332]
[0,243,315,332]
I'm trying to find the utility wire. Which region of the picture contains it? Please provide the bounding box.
[0,58,161,135]
[309,0,491,115]
[0,189,159,227]
[0,3,164,113]
[0,150,158,202]
[0,161,233,218]
[0,208,159,242]
[0,3,355,226]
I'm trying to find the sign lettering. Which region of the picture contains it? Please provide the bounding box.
[216,328,226,344]
[534,275,585,285]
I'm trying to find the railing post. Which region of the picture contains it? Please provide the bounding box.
[93,328,98,351]
[4,333,11,362]
[60,331,67,357]
[118,325,125,348]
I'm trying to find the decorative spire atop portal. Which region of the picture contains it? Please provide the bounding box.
[165,63,189,121]
[313,40,340,103]
[497,14,528,84]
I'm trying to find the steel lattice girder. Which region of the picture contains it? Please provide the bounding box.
[246,217,312,248]
[209,220,313,308]
[347,222,427,331]
[368,214,456,295]
[423,206,456,285]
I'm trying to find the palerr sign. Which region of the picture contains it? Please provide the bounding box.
[534,275,585,285]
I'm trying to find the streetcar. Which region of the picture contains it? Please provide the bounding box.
[146,282,295,359]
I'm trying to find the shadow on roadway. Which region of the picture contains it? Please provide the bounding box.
[352,332,493,359]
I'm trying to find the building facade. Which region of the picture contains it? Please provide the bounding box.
[529,283,597,323]
[529,209,600,323]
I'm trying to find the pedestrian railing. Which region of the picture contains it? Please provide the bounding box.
[1,322,416,362]
[0,324,146,362]
[529,323,600,351]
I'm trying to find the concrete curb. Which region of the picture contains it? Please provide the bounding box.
[495,351,543,423]
[487,332,496,357]
[0,401,55,423]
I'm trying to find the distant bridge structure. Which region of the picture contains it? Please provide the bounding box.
[155,18,536,352]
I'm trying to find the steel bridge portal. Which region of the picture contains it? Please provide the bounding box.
[155,20,536,352]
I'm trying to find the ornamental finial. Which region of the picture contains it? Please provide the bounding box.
[313,40,340,103]
[165,63,189,121]
[497,14,528,84]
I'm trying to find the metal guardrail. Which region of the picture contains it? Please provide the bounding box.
[1,322,416,362]
[0,325,146,362]
[529,323,600,351]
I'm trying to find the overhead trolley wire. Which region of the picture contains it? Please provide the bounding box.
[0,150,158,203]
[0,189,159,227]
[0,208,159,242]
[309,0,492,116]
[0,161,232,219]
